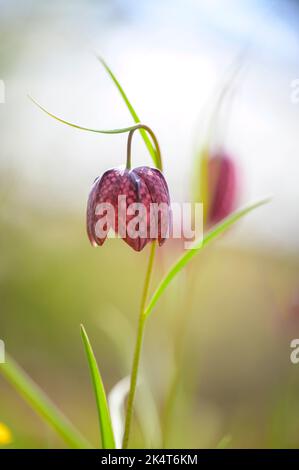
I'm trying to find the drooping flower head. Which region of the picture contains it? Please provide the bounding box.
[206,151,238,227]
[87,166,171,252]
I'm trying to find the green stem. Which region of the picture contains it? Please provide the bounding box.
[162,261,202,447]
[126,123,162,171]
[122,241,156,449]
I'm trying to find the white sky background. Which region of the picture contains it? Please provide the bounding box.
[0,0,299,253]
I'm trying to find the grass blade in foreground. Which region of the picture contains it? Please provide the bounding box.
[97,57,160,169]
[0,354,92,449]
[144,197,271,318]
[80,324,116,449]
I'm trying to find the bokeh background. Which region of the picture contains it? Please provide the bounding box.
[1,0,299,448]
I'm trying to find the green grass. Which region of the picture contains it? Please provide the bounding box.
[0,354,92,449]
[81,325,115,449]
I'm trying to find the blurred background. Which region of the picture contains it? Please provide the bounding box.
[0,0,299,448]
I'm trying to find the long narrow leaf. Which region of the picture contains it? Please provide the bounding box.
[144,197,270,318]
[0,354,92,449]
[29,95,140,135]
[80,324,115,449]
[97,57,160,168]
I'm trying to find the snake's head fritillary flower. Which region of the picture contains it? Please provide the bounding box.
[206,152,238,227]
[87,166,171,252]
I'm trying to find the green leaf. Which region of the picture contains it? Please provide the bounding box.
[144,197,271,318]
[0,354,92,449]
[80,324,116,449]
[97,56,160,168]
[28,95,141,135]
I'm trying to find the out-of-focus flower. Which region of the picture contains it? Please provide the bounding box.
[193,145,239,232]
[0,422,12,446]
[206,151,238,227]
[193,58,243,230]
[279,289,299,336]
[87,166,171,252]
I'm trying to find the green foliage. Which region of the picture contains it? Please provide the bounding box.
[80,325,116,449]
[144,198,270,318]
[97,57,159,168]
[0,354,92,449]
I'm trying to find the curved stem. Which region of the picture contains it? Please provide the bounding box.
[122,241,156,449]
[126,124,162,171]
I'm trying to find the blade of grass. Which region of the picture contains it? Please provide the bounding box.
[97,57,160,169]
[144,197,271,318]
[96,305,162,448]
[28,95,142,135]
[80,324,115,449]
[0,354,92,449]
